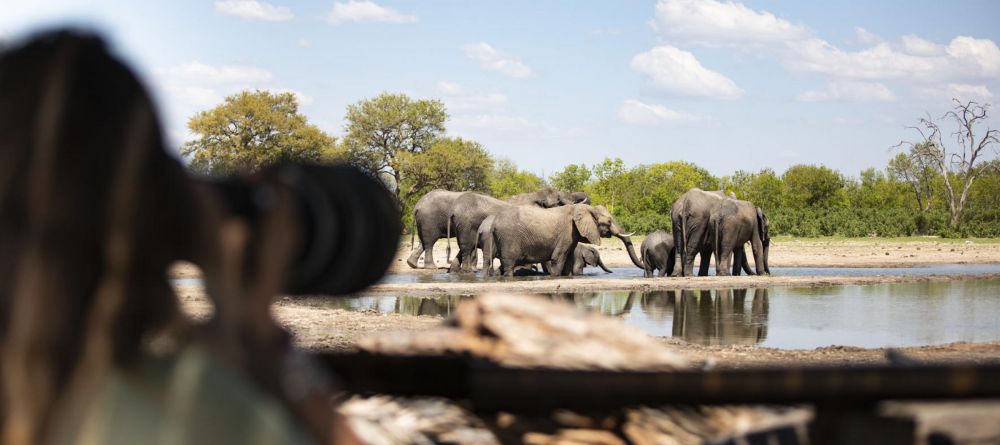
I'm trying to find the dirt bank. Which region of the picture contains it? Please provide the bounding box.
[391,236,1000,272]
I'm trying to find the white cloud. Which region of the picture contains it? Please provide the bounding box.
[215,1,293,22]
[461,42,534,78]
[854,27,881,46]
[452,114,534,131]
[618,99,704,124]
[156,62,274,85]
[652,0,809,46]
[797,81,896,102]
[327,1,417,25]
[786,35,1000,82]
[435,81,508,111]
[630,45,742,99]
[154,62,311,108]
[900,35,943,56]
[297,39,310,48]
[916,83,994,102]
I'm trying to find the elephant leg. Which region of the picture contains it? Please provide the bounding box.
[732,248,745,276]
[698,246,713,276]
[716,250,730,276]
[642,250,652,278]
[456,234,477,273]
[406,244,424,269]
[500,258,515,277]
[666,250,677,277]
[750,233,766,275]
[682,224,707,276]
[421,237,437,268]
[550,245,572,277]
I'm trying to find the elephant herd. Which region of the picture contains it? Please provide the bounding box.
[407,187,770,277]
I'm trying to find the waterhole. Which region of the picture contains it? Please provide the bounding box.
[316,279,1000,349]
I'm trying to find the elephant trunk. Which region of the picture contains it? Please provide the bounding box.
[597,257,613,273]
[618,234,644,269]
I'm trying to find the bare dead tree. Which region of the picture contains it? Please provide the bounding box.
[896,99,999,228]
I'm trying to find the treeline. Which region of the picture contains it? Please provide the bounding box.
[549,159,1000,238]
[181,90,998,238]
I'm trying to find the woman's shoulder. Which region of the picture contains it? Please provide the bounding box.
[72,346,316,445]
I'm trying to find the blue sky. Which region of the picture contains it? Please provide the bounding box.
[3,0,999,178]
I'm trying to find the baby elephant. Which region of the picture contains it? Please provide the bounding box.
[569,244,612,275]
[639,230,677,277]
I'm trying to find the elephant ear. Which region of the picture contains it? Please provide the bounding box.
[573,205,601,245]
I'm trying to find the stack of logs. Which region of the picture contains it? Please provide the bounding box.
[337,294,809,445]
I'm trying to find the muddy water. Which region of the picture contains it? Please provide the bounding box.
[377,263,1000,284]
[320,279,1000,349]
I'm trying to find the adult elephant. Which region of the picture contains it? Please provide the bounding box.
[710,198,771,276]
[406,189,463,269]
[638,230,677,278]
[478,217,611,276]
[484,204,642,277]
[448,189,588,272]
[671,188,733,276]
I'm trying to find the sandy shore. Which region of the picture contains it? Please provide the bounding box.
[390,236,1000,272]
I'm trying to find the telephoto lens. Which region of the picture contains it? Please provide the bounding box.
[209,163,401,295]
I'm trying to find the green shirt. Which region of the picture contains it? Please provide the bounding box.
[70,346,316,445]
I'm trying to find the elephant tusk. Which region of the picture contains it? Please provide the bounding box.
[621,232,635,237]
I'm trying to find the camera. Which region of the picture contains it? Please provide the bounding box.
[205,163,401,296]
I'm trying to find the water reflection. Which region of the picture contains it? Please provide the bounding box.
[329,279,1000,349]
[568,289,769,346]
[375,263,1000,284]
[673,289,769,346]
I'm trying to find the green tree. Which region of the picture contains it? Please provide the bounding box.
[724,168,783,210]
[550,164,592,192]
[887,144,938,213]
[782,164,847,209]
[182,90,336,176]
[398,137,493,200]
[591,157,628,213]
[343,92,447,205]
[847,168,910,209]
[490,159,544,198]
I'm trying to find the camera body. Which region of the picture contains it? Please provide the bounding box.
[206,163,400,296]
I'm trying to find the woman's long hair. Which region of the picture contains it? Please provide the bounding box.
[0,30,195,444]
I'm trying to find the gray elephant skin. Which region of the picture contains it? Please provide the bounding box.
[671,188,733,276]
[710,198,771,276]
[407,189,463,269]
[569,244,612,275]
[638,230,677,277]
[476,217,607,276]
[447,188,589,272]
[483,204,642,276]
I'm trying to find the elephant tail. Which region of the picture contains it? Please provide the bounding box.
[446,212,453,261]
[410,209,417,251]
[677,213,688,276]
[740,249,754,275]
[713,216,722,273]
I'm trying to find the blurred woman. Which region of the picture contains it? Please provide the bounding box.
[0,30,352,444]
